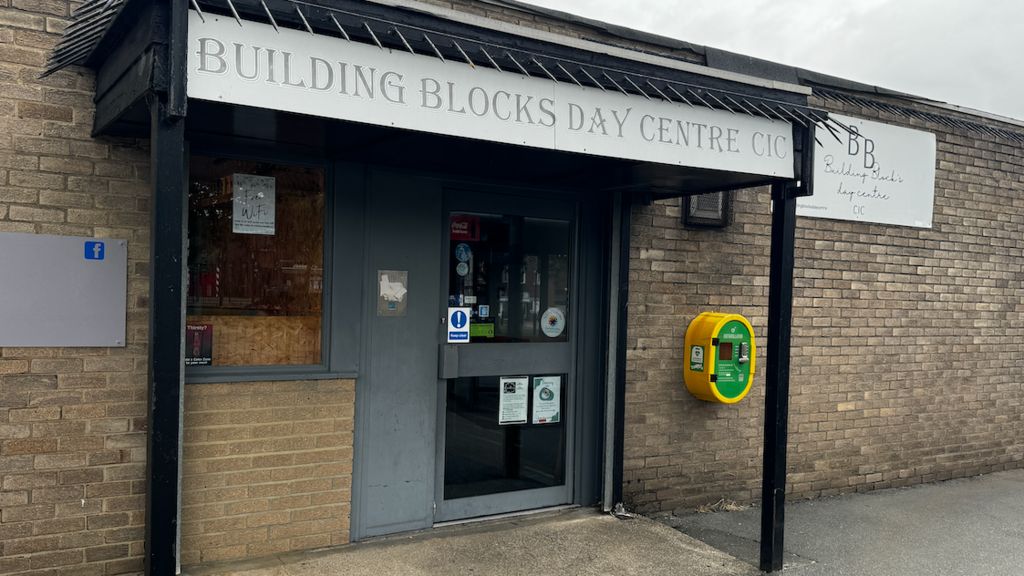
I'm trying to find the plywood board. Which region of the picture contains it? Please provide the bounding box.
[186,315,321,366]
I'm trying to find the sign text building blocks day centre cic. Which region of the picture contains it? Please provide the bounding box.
[187,12,794,178]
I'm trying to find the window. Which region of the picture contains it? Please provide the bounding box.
[186,156,325,368]
[447,213,571,343]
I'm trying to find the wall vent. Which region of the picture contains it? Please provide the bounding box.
[682,191,730,228]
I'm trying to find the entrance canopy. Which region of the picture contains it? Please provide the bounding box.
[46,0,847,191]
[188,10,796,177]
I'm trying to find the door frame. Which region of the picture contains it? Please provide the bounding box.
[433,183,589,523]
[349,163,611,540]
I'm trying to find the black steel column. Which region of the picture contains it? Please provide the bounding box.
[146,1,188,574]
[145,97,186,576]
[759,124,813,573]
[758,181,796,572]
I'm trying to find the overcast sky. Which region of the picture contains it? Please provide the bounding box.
[526,0,1024,121]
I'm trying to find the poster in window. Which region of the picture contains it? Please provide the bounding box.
[531,376,561,424]
[232,174,276,235]
[185,324,213,366]
[450,215,480,241]
[498,376,528,425]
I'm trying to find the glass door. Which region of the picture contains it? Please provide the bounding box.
[435,189,577,522]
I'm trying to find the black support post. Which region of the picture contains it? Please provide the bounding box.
[759,125,813,573]
[758,181,796,572]
[146,2,188,574]
[144,97,186,576]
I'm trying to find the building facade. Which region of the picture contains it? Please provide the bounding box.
[0,0,1022,575]
[624,96,1024,510]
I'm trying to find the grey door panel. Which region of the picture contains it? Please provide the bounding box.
[353,169,442,539]
[455,343,571,377]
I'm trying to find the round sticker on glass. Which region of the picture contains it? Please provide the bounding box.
[456,261,470,277]
[541,307,566,338]
[454,243,472,263]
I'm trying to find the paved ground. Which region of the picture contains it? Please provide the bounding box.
[183,508,758,576]
[660,469,1024,575]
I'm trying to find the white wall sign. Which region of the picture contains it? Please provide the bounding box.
[232,173,276,235]
[0,233,127,347]
[499,377,529,425]
[798,114,936,228]
[187,12,794,178]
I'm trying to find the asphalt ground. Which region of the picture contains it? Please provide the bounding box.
[659,469,1024,576]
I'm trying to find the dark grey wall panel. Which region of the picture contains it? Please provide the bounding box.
[352,169,442,539]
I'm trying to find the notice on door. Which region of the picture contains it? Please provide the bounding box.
[532,376,561,424]
[499,377,528,425]
[447,307,471,343]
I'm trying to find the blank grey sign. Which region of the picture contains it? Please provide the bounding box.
[0,232,128,347]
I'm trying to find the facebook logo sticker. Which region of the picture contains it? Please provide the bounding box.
[84,241,105,261]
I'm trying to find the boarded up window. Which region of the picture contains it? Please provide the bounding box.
[186,156,325,367]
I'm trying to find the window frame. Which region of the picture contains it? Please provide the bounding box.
[183,146,349,383]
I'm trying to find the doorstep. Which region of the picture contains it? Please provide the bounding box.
[181,507,758,576]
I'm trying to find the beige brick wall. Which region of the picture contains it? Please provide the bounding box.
[622,189,772,511]
[622,105,1024,513]
[180,380,355,567]
[0,1,153,575]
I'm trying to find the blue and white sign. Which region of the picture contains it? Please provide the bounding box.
[454,243,472,263]
[84,241,105,260]
[478,304,490,318]
[447,306,471,343]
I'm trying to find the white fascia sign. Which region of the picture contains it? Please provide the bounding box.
[799,113,937,228]
[186,12,794,178]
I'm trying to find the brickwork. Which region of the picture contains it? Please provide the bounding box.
[622,106,1024,513]
[0,2,152,575]
[180,379,354,567]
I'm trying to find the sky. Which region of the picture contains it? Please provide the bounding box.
[525,0,1024,121]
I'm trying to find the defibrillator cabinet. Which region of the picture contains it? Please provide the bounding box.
[683,312,756,404]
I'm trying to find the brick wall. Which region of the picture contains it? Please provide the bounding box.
[180,379,354,567]
[622,189,772,511]
[0,1,152,575]
[622,104,1024,513]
